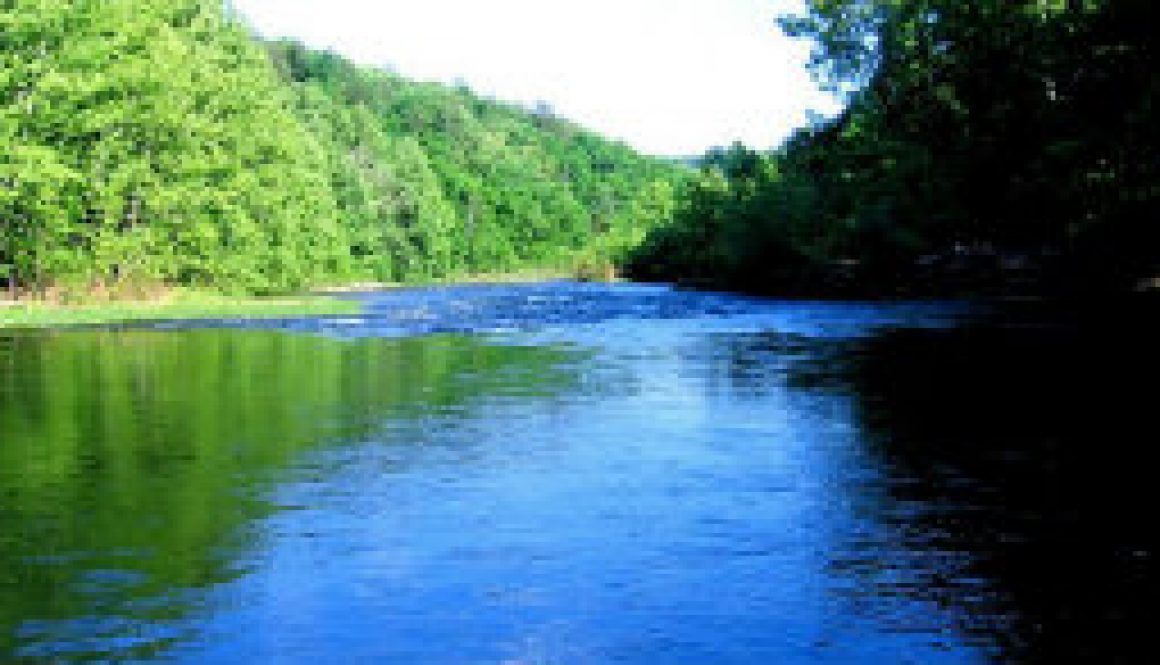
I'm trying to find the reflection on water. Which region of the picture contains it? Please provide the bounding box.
[0,284,1152,663]
[0,330,575,662]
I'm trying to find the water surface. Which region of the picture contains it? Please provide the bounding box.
[0,283,1151,663]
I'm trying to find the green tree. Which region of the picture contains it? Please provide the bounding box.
[1,0,348,293]
[631,0,1159,296]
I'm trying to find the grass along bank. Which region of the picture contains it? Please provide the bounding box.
[0,263,620,330]
[0,290,362,329]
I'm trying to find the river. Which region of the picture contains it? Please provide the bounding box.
[0,282,1151,663]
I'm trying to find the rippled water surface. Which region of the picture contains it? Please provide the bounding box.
[1,283,1151,663]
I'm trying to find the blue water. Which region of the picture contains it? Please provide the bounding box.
[1,283,1149,663]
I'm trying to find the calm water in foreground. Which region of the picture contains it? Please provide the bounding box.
[1,283,1152,663]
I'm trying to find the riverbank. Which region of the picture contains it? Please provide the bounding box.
[0,291,362,329]
[0,270,595,330]
[308,267,584,295]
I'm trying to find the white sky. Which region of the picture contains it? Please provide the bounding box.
[230,0,840,156]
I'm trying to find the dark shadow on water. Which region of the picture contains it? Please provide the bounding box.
[689,300,1155,662]
[836,309,1156,663]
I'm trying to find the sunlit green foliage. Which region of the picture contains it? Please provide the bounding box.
[1,2,681,294]
[265,41,682,280]
[1,0,346,293]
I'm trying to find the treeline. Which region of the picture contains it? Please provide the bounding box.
[0,0,680,295]
[626,0,1158,297]
[264,40,678,283]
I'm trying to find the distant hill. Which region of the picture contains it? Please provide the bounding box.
[669,155,706,169]
[264,40,683,283]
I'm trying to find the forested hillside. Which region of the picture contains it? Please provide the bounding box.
[264,40,678,283]
[1,0,680,296]
[627,0,1158,298]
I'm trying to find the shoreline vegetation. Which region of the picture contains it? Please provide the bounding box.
[0,267,614,329]
[625,2,1157,300]
[0,290,361,330]
[4,2,1154,322]
[1,4,682,299]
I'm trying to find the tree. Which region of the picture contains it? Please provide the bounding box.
[630,0,1159,295]
[1,0,346,293]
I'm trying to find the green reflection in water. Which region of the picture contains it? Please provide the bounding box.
[0,329,574,661]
